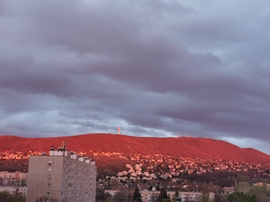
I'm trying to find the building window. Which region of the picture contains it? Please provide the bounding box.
[48,167,52,172]
[46,191,50,195]
[47,183,51,188]
[48,161,53,165]
[47,175,51,180]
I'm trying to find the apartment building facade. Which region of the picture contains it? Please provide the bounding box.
[105,190,215,202]
[26,145,96,202]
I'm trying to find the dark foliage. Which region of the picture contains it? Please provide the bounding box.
[132,187,142,202]
[227,191,256,202]
[157,189,170,202]
[0,191,25,202]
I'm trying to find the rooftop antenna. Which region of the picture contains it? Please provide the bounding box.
[63,141,66,149]
[62,141,66,154]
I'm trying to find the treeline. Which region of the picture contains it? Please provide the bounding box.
[0,159,28,172]
[227,182,270,202]
[0,191,25,202]
[184,171,259,188]
[96,187,206,202]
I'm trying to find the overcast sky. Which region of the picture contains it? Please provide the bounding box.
[1,0,270,153]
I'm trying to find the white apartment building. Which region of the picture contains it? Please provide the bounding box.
[105,190,215,202]
[0,186,17,194]
[0,171,27,186]
[18,186,27,196]
[26,143,97,202]
[140,190,203,202]
[0,186,27,196]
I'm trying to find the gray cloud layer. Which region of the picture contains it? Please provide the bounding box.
[1,0,270,153]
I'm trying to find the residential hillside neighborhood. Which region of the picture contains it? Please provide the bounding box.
[1,149,270,201]
[2,150,270,179]
[94,152,270,177]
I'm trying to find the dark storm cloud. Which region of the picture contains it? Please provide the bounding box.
[1,0,270,153]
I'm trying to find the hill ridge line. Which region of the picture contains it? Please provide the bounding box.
[0,133,269,163]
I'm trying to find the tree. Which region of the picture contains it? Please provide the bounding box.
[237,182,250,193]
[96,188,115,202]
[20,179,27,186]
[162,198,171,202]
[36,196,59,202]
[104,197,114,202]
[0,191,25,202]
[248,184,270,202]
[157,189,171,202]
[201,193,210,202]
[172,190,179,202]
[0,191,13,202]
[132,187,142,202]
[200,182,218,193]
[114,191,127,202]
[227,191,256,202]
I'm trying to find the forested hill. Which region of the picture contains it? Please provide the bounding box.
[0,133,269,163]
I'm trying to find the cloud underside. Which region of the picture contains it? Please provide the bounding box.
[1,0,270,153]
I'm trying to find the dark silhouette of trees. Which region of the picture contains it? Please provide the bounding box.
[201,193,210,202]
[96,188,114,202]
[227,191,256,202]
[36,196,59,202]
[114,191,127,202]
[132,187,142,202]
[249,184,270,202]
[157,189,171,202]
[0,191,25,202]
[172,190,179,202]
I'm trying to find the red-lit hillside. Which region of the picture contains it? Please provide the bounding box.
[0,133,270,163]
